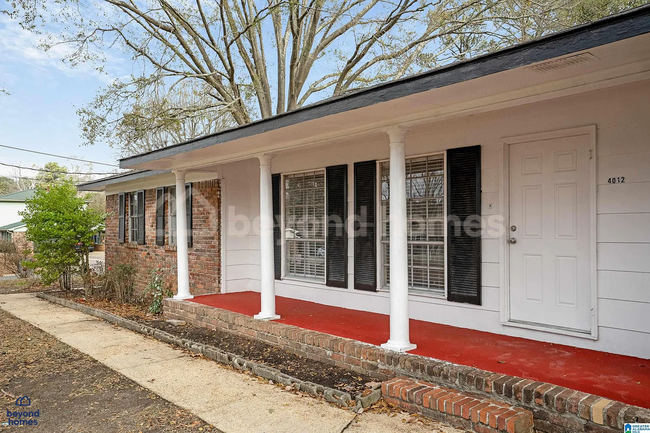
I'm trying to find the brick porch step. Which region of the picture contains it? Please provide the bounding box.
[382,377,533,433]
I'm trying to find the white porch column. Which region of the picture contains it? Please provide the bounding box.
[173,170,193,300]
[382,127,416,352]
[255,154,280,320]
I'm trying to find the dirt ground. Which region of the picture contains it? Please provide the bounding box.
[0,278,44,295]
[51,290,374,396]
[0,308,219,432]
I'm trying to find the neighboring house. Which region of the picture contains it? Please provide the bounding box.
[0,221,30,276]
[0,190,35,275]
[0,189,35,228]
[0,221,26,242]
[80,7,650,359]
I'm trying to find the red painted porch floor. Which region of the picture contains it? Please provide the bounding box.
[190,291,650,408]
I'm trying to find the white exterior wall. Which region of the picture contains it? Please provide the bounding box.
[219,80,650,359]
[0,202,27,227]
[221,159,260,293]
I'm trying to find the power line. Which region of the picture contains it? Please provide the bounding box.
[0,162,119,176]
[0,144,119,167]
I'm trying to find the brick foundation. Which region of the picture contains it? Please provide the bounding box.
[382,377,533,433]
[105,180,221,296]
[164,298,650,432]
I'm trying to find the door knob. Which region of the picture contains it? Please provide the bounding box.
[509,237,517,244]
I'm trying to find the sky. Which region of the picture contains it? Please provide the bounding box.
[0,2,448,186]
[0,15,127,182]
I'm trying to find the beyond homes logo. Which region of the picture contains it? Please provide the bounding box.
[4,396,40,427]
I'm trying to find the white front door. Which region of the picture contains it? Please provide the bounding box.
[508,131,593,333]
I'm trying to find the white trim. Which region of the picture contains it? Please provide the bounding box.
[499,143,509,325]
[220,178,227,293]
[500,125,598,339]
[589,126,598,340]
[280,174,286,280]
[104,171,220,195]
[505,320,597,340]
[281,168,327,283]
[167,62,650,174]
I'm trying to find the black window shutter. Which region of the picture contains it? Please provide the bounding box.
[272,174,281,280]
[118,193,125,244]
[447,145,482,305]
[186,183,193,248]
[155,188,165,246]
[326,165,348,288]
[137,190,146,245]
[354,161,377,291]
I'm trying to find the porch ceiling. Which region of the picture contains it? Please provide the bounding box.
[118,7,650,173]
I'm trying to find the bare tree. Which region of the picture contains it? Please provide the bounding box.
[79,80,234,155]
[5,0,647,156]
[6,1,504,146]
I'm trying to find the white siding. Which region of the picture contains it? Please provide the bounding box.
[0,202,27,227]
[221,159,259,293]
[221,79,650,358]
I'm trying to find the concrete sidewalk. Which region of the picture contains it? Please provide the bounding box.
[0,294,461,433]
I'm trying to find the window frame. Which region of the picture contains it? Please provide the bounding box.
[168,186,177,246]
[281,168,327,283]
[128,192,139,243]
[376,151,448,298]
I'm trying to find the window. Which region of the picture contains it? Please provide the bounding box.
[284,170,325,281]
[118,193,125,243]
[167,185,192,247]
[0,231,11,242]
[129,192,139,242]
[168,186,177,245]
[380,154,446,295]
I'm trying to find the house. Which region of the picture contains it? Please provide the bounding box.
[80,6,650,361]
[0,189,35,275]
[0,189,35,232]
[0,190,35,275]
[0,221,27,242]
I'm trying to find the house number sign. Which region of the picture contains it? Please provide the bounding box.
[607,177,625,184]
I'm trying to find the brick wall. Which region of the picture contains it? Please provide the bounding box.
[105,180,221,295]
[164,298,650,433]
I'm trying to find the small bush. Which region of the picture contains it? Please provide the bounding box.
[104,264,136,302]
[0,240,32,278]
[144,267,173,314]
[84,261,107,297]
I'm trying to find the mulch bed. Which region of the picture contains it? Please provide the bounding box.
[0,308,217,432]
[49,290,373,396]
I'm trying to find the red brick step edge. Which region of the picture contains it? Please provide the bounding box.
[383,377,533,433]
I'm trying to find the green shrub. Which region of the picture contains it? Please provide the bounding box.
[145,267,173,314]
